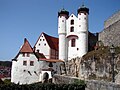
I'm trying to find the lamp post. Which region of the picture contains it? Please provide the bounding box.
[110,45,115,82]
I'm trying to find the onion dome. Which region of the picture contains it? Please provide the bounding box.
[58,8,69,17]
[77,4,89,14]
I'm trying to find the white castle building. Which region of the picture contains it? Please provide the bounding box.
[11,5,90,84]
[58,5,89,61]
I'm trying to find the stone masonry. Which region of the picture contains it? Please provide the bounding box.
[99,10,120,47]
[53,74,120,90]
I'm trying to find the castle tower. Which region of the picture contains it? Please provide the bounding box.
[77,5,89,57]
[58,9,69,61]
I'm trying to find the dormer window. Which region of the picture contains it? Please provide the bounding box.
[71,19,74,25]
[22,53,25,57]
[27,53,30,57]
[70,27,74,32]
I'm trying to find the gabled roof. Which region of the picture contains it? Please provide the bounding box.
[34,32,59,51]
[13,38,34,60]
[20,38,33,53]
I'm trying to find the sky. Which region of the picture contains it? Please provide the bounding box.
[0,0,120,61]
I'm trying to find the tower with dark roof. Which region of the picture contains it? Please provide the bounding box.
[58,8,69,61]
[58,5,89,61]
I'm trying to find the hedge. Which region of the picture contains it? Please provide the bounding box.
[0,83,85,90]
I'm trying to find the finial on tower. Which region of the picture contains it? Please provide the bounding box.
[82,1,85,7]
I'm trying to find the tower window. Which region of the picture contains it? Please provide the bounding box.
[62,20,64,22]
[23,61,27,66]
[44,43,46,46]
[71,19,74,25]
[70,27,74,32]
[71,39,76,47]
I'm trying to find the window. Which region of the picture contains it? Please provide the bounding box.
[77,48,79,51]
[62,20,64,22]
[44,43,46,46]
[71,39,76,47]
[22,53,25,57]
[40,39,41,41]
[23,61,27,66]
[30,61,34,66]
[70,27,74,32]
[27,53,30,57]
[71,19,74,25]
[43,39,45,41]
[39,44,40,46]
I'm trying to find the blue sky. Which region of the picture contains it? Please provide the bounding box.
[0,0,120,61]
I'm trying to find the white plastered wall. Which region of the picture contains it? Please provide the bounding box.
[11,53,40,84]
[35,34,50,59]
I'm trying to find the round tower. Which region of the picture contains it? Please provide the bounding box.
[58,8,69,61]
[77,5,89,57]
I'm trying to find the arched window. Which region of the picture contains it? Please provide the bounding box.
[70,27,74,32]
[71,39,76,47]
[71,19,74,25]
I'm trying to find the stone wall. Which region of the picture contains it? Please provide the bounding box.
[99,20,120,47]
[99,10,120,47]
[53,74,120,90]
[86,80,120,90]
[104,11,120,29]
[81,53,120,84]
[66,57,81,77]
[63,50,120,84]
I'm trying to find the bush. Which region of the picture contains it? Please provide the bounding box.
[3,79,11,84]
[0,83,85,90]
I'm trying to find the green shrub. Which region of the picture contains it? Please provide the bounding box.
[3,79,11,84]
[0,83,85,90]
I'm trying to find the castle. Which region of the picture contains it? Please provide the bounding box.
[11,5,91,84]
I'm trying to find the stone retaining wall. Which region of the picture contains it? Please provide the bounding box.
[99,20,120,47]
[53,74,120,90]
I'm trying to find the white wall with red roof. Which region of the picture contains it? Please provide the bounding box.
[34,33,50,59]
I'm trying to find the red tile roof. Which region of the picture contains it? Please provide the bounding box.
[35,52,46,59]
[20,38,33,53]
[39,58,64,62]
[43,33,58,51]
